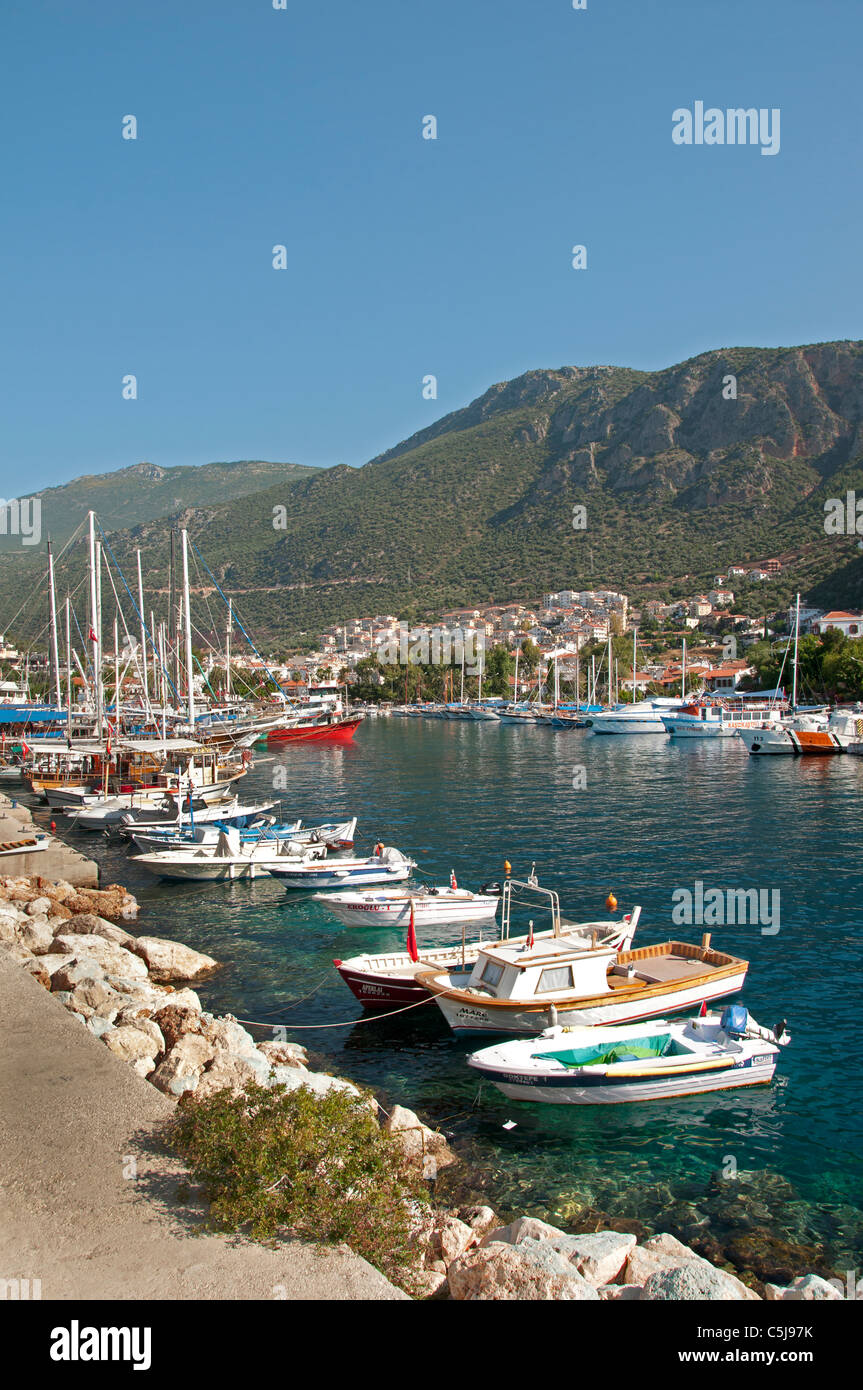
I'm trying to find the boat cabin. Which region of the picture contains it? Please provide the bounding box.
[466,936,618,1004]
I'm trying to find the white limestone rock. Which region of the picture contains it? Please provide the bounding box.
[52,934,149,980]
[448,1240,600,1301]
[130,935,218,983]
[102,1024,160,1065]
[764,1274,843,1301]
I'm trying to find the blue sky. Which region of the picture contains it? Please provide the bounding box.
[1,0,860,493]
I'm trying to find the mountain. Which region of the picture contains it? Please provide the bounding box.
[2,342,862,646]
[0,459,315,550]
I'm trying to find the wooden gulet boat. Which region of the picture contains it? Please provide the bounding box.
[467,1006,789,1104]
[417,931,748,1036]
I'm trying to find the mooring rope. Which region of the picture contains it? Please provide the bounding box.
[235,989,445,1031]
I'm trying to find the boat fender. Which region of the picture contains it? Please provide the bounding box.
[548,1004,558,1026]
[374,842,384,857]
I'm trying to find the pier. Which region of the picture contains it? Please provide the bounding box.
[0,792,99,887]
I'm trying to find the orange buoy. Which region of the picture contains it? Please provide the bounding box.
[504,860,512,878]
[605,892,618,912]
[50,821,56,832]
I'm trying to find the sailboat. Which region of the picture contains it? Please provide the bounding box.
[738,596,862,754]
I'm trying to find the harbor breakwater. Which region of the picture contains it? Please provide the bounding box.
[0,857,849,1301]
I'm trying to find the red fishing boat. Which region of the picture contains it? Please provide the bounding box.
[267,713,363,744]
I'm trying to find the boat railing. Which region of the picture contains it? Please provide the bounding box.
[501,877,562,939]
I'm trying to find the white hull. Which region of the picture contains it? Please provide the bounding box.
[271,863,413,889]
[590,717,667,735]
[468,1012,784,1103]
[433,969,747,1035]
[487,1061,776,1104]
[318,889,499,927]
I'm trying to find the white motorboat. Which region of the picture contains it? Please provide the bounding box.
[590,699,685,735]
[661,698,788,738]
[418,930,748,1035]
[128,815,356,855]
[116,796,277,835]
[131,828,327,881]
[269,844,415,889]
[467,1006,789,1104]
[318,884,499,928]
[738,707,862,755]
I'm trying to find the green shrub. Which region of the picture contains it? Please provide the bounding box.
[168,1081,428,1287]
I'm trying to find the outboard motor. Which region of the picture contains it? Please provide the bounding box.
[480,881,502,897]
[720,1004,749,1038]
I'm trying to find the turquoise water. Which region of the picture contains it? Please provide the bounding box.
[63,719,863,1279]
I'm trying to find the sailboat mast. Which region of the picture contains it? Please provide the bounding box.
[607,628,613,704]
[681,636,687,701]
[87,512,103,737]
[632,625,637,704]
[65,594,72,738]
[514,644,519,704]
[136,550,149,706]
[113,618,120,720]
[181,528,195,727]
[226,598,232,699]
[792,593,800,710]
[47,540,62,708]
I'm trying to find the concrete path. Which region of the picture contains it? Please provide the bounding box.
[0,952,406,1300]
[0,792,99,886]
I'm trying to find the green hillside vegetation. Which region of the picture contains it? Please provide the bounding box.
[1,341,862,650]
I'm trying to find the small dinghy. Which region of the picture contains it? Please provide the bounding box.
[467,1006,789,1103]
[269,844,415,889]
[317,884,499,928]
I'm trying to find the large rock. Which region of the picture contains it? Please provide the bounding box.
[448,1241,600,1301]
[627,1234,758,1301]
[200,1014,258,1057]
[642,1263,761,1301]
[483,1217,635,1286]
[65,885,139,922]
[459,1205,498,1237]
[152,1004,202,1050]
[150,1033,217,1097]
[114,1009,165,1051]
[192,1051,269,1100]
[256,1039,308,1069]
[266,1067,360,1099]
[36,952,77,978]
[25,896,53,918]
[0,910,21,942]
[51,958,107,993]
[52,934,148,980]
[382,1104,456,1172]
[56,913,135,948]
[68,977,126,1022]
[102,1025,160,1065]
[764,1274,843,1301]
[16,916,55,955]
[131,936,218,983]
[431,1215,476,1266]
